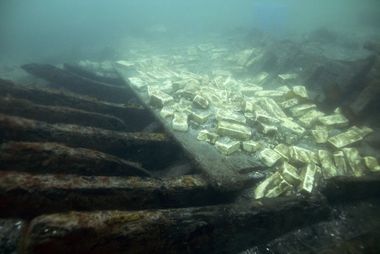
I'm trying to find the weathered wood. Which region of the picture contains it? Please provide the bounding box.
[21,63,133,103]
[0,172,227,218]
[0,219,25,254]
[349,80,380,116]
[0,79,153,131]
[321,174,380,202]
[0,96,128,131]
[241,199,380,254]
[64,63,125,86]
[23,195,329,254]
[0,114,179,170]
[0,142,151,177]
[306,56,376,108]
[248,228,380,254]
[347,56,380,122]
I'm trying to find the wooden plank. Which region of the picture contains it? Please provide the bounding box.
[0,142,151,177]
[0,172,228,218]
[0,79,153,131]
[0,96,128,131]
[321,174,380,202]
[64,63,125,86]
[0,114,178,170]
[23,195,329,254]
[116,67,258,192]
[21,63,133,103]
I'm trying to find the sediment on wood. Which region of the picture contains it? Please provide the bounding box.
[321,174,380,202]
[0,114,178,170]
[0,96,128,131]
[22,63,133,103]
[22,195,329,254]
[0,172,227,218]
[0,141,151,177]
[64,63,125,87]
[0,79,153,131]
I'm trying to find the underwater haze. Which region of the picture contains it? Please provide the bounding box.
[1,0,379,64]
[1,1,380,252]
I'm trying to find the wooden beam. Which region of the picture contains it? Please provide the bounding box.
[64,63,125,87]
[22,195,329,254]
[0,142,151,177]
[0,172,227,218]
[0,114,178,170]
[0,79,153,131]
[321,174,380,202]
[21,63,133,103]
[0,96,128,131]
